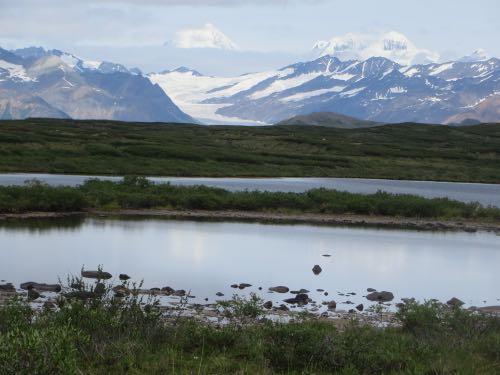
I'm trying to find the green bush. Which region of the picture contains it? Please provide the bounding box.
[1,178,499,221]
[0,289,499,374]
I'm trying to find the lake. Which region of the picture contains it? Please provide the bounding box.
[1,217,499,310]
[1,174,500,207]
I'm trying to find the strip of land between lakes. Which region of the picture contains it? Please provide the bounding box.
[1,209,499,233]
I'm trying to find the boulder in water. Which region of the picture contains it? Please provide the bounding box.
[20,282,61,293]
[269,286,289,293]
[81,270,112,280]
[312,265,322,275]
[366,291,394,302]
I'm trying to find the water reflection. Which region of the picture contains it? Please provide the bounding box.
[1,217,499,309]
[0,216,85,233]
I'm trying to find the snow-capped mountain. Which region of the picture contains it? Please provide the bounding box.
[312,31,439,66]
[0,47,194,122]
[2,43,499,125]
[12,47,143,75]
[149,54,500,125]
[170,23,238,50]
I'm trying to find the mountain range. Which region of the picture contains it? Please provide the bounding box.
[1,44,499,125]
[0,47,194,123]
[151,54,500,125]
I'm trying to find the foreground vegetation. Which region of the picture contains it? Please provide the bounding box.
[1,276,499,374]
[0,119,500,182]
[1,177,499,221]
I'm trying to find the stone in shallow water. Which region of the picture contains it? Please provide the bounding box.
[356,304,364,312]
[277,304,289,311]
[119,274,131,281]
[28,289,40,300]
[81,270,112,280]
[215,292,224,297]
[290,289,310,294]
[269,286,289,293]
[263,301,273,309]
[113,285,130,297]
[161,286,175,295]
[327,301,337,310]
[366,291,394,302]
[20,282,61,293]
[0,283,15,293]
[312,265,322,275]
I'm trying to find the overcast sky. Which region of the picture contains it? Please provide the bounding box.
[1,0,498,75]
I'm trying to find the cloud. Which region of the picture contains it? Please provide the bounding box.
[313,31,440,65]
[171,24,238,50]
[88,0,324,6]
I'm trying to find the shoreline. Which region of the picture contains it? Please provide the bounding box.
[2,172,500,185]
[1,209,499,233]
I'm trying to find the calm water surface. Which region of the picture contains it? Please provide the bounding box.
[1,174,499,207]
[1,217,499,309]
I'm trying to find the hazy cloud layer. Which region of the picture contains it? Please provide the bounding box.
[108,0,325,5]
[0,0,497,75]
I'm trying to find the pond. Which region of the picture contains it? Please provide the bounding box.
[1,217,499,310]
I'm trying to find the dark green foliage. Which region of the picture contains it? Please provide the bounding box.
[0,180,86,213]
[0,119,500,182]
[1,177,499,220]
[1,290,499,374]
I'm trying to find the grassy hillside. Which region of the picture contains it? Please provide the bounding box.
[0,118,499,182]
[276,111,380,128]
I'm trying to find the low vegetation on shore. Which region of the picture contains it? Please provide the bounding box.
[0,275,499,374]
[0,177,499,221]
[1,119,500,182]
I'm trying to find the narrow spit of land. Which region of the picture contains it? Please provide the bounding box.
[1,119,500,183]
[0,177,499,231]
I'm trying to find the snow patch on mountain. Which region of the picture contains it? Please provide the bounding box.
[340,87,366,97]
[172,23,238,50]
[0,60,33,82]
[429,63,454,76]
[313,31,439,65]
[250,72,322,100]
[331,72,356,81]
[388,86,407,94]
[280,86,345,102]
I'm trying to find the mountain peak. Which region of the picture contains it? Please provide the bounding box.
[171,23,238,50]
[173,66,203,76]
